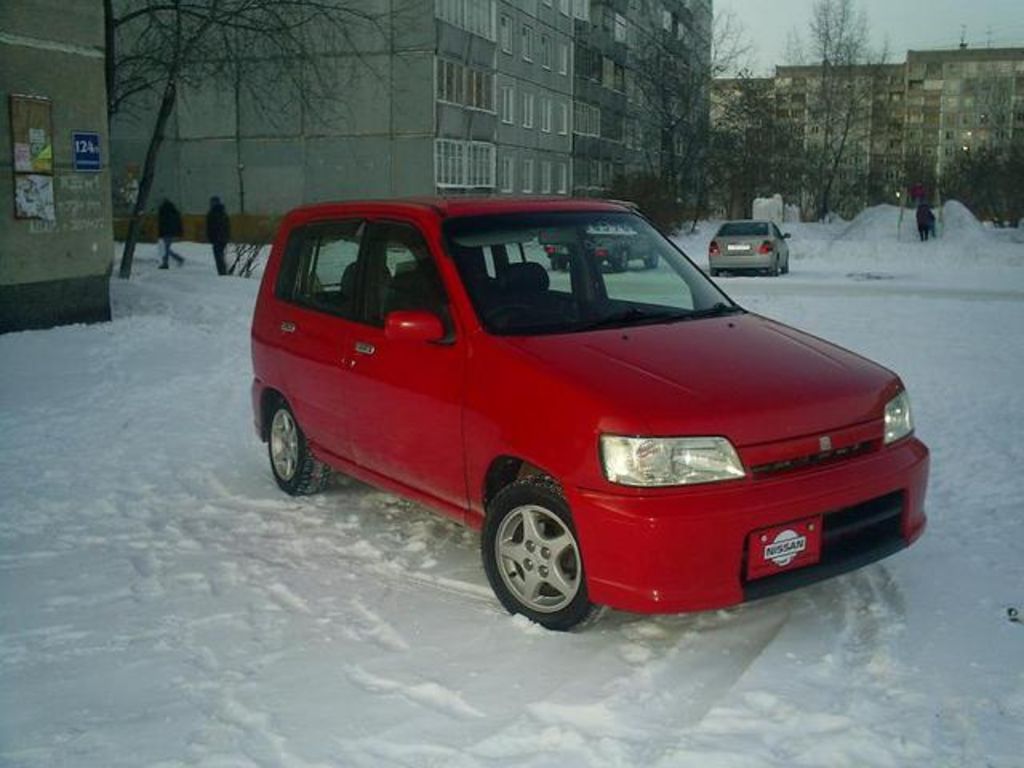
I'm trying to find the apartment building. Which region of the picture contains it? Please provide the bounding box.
[109,0,711,217]
[713,46,1024,214]
[572,0,712,195]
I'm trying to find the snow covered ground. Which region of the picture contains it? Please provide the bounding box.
[2,204,1023,767]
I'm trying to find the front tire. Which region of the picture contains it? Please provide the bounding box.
[482,478,596,631]
[267,399,329,496]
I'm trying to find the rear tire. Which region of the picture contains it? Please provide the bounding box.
[482,477,597,631]
[267,398,330,496]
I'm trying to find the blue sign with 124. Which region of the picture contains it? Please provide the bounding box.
[72,131,101,172]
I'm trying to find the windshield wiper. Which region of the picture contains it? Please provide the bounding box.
[683,302,743,320]
[573,307,691,332]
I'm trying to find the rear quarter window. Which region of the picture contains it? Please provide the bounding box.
[275,220,363,319]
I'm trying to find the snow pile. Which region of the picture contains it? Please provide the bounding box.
[940,199,989,244]
[752,194,784,224]
[839,204,905,243]
[1,240,1024,767]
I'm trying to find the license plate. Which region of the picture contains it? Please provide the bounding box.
[746,516,822,580]
[726,244,749,251]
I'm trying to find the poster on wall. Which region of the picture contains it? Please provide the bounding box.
[9,95,54,174]
[9,94,55,221]
[14,174,56,222]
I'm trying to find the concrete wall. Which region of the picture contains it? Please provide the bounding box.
[0,0,114,332]
[109,0,437,220]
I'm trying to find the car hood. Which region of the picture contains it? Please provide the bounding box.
[503,313,899,446]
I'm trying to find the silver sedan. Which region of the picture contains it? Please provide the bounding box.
[708,221,791,277]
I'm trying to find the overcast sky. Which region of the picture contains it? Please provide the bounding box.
[716,0,1024,75]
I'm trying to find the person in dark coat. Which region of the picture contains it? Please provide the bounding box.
[205,196,231,276]
[157,198,185,268]
[916,203,935,242]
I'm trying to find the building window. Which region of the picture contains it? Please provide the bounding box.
[572,0,589,21]
[541,161,552,193]
[435,0,497,41]
[573,100,600,137]
[557,163,568,194]
[662,9,671,31]
[522,158,534,193]
[501,155,514,192]
[614,12,627,43]
[540,34,552,70]
[540,97,552,132]
[436,58,494,112]
[602,56,615,89]
[435,139,495,188]
[560,0,569,16]
[501,85,515,124]
[557,101,568,134]
[559,42,569,75]
[523,91,535,128]
[522,24,534,61]
[499,14,512,53]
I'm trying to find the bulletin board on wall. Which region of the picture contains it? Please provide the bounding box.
[9,94,55,222]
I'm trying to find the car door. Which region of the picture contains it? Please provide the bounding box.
[773,223,790,268]
[272,219,364,461]
[343,219,468,509]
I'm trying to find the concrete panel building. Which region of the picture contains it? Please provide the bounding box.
[110,0,711,219]
[713,46,1024,215]
[1,1,113,332]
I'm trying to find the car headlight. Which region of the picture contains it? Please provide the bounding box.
[884,390,914,445]
[601,435,746,487]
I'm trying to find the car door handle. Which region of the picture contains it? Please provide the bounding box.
[280,321,296,334]
[354,341,375,356]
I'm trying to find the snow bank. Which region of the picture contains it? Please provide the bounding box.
[752,194,784,224]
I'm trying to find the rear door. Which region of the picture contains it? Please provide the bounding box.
[343,219,468,509]
[272,219,364,460]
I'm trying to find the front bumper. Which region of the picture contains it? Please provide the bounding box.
[567,437,928,614]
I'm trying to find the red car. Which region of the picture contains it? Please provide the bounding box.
[251,198,928,631]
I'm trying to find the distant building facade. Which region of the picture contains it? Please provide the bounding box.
[1,1,114,333]
[110,0,711,218]
[713,46,1024,216]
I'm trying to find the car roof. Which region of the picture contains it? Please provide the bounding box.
[286,196,632,220]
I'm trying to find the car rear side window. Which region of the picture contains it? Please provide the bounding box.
[276,220,364,319]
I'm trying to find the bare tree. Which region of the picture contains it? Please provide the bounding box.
[631,9,747,203]
[788,0,884,219]
[708,73,804,219]
[106,0,383,278]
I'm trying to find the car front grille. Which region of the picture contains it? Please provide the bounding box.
[750,440,875,478]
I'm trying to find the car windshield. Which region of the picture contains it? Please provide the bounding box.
[443,211,740,335]
[718,222,769,237]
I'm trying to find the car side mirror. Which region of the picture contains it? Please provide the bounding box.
[782,233,791,239]
[384,310,446,343]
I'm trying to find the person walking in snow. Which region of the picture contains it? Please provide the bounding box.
[205,196,231,276]
[158,198,185,268]
[916,203,935,242]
